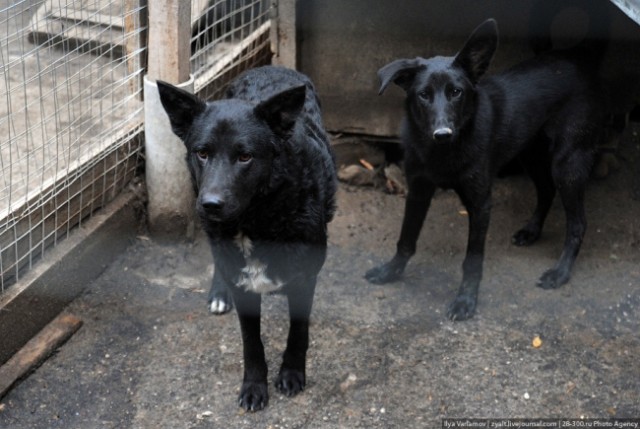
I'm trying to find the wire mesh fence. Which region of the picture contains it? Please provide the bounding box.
[191,0,271,99]
[0,0,147,291]
[1,0,272,292]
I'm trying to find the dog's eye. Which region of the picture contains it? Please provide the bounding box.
[195,149,208,160]
[238,153,252,163]
[418,90,432,101]
[450,87,463,98]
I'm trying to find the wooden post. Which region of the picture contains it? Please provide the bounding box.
[144,0,195,239]
[271,0,297,69]
[125,0,147,100]
[146,0,191,83]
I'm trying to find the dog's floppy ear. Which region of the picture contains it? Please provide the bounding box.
[254,85,306,138]
[377,59,423,94]
[157,80,206,141]
[453,19,498,84]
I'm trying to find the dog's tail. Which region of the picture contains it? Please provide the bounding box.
[528,0,610,63]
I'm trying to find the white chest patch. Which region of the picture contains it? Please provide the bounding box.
[237,259,284,294]
[234,233,283,294]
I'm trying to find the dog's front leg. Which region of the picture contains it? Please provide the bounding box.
[230,287,268,411]
[276,277,316,397]
[208,266,233,314]
[447,190,491,321]
[365,178,436,284]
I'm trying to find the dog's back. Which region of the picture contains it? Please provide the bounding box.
[477,52,604,173]
[227,66,323,121]
[483,1,608,171]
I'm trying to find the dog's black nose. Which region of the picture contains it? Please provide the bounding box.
[200,194,225,212]
[433,127,453,141]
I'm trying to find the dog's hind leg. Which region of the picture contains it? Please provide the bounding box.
[537,145,594,289]
[537,185,586,289]
[365,178,436,284]
[512,142,556,246]
[276,277,316,397]
[208,267,233,314]
[231,288,269,411]
[537,180,591,290]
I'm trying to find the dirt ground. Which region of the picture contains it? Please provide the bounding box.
[1,130,639,427]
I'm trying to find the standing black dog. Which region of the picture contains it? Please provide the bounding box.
[366,19,606,321]
[157,66,336,411]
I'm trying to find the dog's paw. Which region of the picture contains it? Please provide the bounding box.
[511,227,540,246]
[536,268,570,290]
[238,381,269,412]
[365,262,403,284]
[275,368,305,397]
[209,297,232,314]
[447,294,477,321]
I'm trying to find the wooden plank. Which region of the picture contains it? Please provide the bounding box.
[0,314,82,399]
[196,38,272,100]
[51,8,125,29]
[26,0,126,58]
[194,21,271,93]
[26,0,212,63]
[0,191,139,365]
[28,12,124,59]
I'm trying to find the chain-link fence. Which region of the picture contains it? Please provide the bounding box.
[1,0,272,292]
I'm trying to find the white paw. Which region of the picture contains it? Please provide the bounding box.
[209,298,231,314]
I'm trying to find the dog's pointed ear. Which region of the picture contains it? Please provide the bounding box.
[377,59,423,94]
[157,80,206,141]
[254,85,306,138]
[453,19,498,84]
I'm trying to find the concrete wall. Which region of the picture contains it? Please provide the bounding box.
[293,0,640,137]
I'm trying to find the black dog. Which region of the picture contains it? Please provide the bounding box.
[366,18,606,321]
[157,66,336,411]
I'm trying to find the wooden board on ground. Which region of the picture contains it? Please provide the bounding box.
[0,314,82,399]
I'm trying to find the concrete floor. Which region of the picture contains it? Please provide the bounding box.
[1,142,639,428]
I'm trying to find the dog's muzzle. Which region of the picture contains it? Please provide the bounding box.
[433,127,453,141]
[198,193,227,221]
